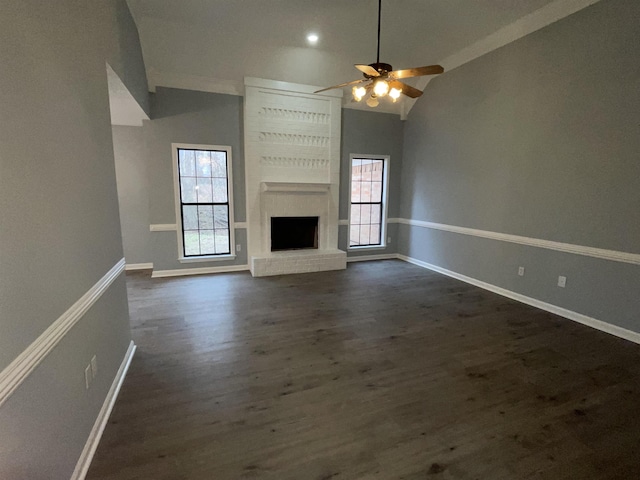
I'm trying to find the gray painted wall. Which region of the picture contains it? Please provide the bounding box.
[113,92,406,269]
[113,126,150,265]
[112,88,248,271]
[0,1,144,477]
[106,0,150,115]
[399,0,640,332]
[340,109,404,257]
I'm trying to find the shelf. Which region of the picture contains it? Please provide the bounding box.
[261,182,331,194]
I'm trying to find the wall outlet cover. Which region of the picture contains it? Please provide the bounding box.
[558,276,567,288]
[518,266,525,276]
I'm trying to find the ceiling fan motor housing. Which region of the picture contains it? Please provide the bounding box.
[365,62,393,78]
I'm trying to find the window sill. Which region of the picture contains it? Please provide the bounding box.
[178,254,236,264]
[348,245,388,252]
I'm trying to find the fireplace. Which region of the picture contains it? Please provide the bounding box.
[271,216,318,251]
[244,78,346,276]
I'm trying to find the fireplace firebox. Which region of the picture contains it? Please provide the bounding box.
[271,216,319,251]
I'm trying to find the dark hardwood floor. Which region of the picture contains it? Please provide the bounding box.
[87,260,640,479]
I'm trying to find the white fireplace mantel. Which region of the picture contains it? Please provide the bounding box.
[261,182,331,194]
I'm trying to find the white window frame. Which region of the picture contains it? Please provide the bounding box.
[347,154,390,251]
[172,143,236,263]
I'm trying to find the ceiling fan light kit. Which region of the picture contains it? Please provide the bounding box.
[314,0,444,108]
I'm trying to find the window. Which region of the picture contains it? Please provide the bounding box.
[349,155,388,248]
[173,144,234,260]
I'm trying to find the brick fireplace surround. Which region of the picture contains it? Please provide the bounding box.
[243,77,347,277]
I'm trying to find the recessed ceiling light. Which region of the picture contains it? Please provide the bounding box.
[307,33,319,45]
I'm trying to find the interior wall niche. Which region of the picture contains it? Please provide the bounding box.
[271,216,318,251]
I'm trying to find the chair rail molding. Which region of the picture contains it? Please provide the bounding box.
[0,258,126,408]
[397,218,640,265]
[150,224,177,232]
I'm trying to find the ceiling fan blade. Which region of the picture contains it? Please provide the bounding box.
[355,64,380,77]
[389,80,423,99]
[314,78,368,94]
[390,65,444,80]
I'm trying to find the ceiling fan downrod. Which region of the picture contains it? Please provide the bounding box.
[376,0,382,65]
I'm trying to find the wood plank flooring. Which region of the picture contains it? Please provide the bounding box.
[87,260,640,479]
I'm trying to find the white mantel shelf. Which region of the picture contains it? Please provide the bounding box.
[261,182,331,194]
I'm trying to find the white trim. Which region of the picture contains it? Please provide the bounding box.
[347,253,399,263]
[0,258,126,408]
[125,263,153,271]
[405,0,603,116]
[150,224,177,232]
[398,254,640,345]
[340,218,398,226]
[148,69,243,96]
[261,182,331,194]
[171,143,236,260]
[178,254,236,264]
[244,76,343,98]
[71,341,136,480]
[151,264,249,278]
[396,218,640,265]
[152,223,248,237]
[349,245,390,252]
[347,154,390,251]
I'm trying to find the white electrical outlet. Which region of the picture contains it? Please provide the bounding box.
[85,365,92,389]
[518,266,525,276]
[387,236,391,243]
[557,276,567,288]
[91,355,98,378]
[236,244,241,252]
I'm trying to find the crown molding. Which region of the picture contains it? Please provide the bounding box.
[147,69,244,96]
[144,0,602,118]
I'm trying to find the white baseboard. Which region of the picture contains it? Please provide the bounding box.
[398,254,640,345]
[347,253,399,263]
[71,340,136,480]
[125,263,153,271]
[151,264,250,278]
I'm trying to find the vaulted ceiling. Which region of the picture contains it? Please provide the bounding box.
[126,0,572,114]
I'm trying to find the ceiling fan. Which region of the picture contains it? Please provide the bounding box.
[314,0,444,107]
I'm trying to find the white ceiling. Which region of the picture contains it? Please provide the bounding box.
[126,0,584,115]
